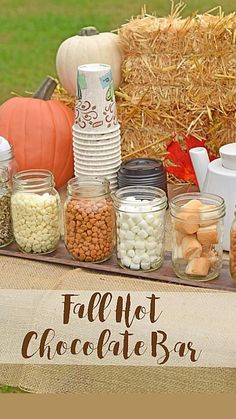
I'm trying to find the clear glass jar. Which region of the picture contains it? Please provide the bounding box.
[112,186,167,271]
[170,193,225,281]
[64,177,115,262]
[0,167,13,247]
[230,209,236,283]
[11,170,61,254]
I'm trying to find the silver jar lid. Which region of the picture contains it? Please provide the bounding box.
[0,137,14,162]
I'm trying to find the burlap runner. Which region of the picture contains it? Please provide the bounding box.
[0,257,235,394]
[0,184,234,393]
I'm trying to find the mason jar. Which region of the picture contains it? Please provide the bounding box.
[11,170,61,254]
[170,192,225,281]
[0,167,13,247]
[64,176,115,262]
[112,186,167,271]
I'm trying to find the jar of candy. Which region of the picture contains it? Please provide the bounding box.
[0,167,13,247]
[112,186,167,271]
[0,137,18,183]
[64,177,115,262]
[170,193,225,281]
[11,170,61,254]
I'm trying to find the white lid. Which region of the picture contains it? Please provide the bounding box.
[0,136,11,153]
[220,143,236,171]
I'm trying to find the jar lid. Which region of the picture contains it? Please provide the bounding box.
[119,158,164,178]
[0,137,13,161]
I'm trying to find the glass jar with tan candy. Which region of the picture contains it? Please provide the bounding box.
[64,176,115,263]
[170,193,225,281]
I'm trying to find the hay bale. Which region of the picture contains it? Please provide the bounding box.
[117,4,236,163]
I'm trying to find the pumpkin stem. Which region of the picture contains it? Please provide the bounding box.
[32,76,58,100]
[79,26,99,36]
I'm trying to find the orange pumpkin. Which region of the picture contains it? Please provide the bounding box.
[0,77,74,189]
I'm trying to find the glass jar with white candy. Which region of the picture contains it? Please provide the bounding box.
[11,170,61,254]
[112,186,167,271]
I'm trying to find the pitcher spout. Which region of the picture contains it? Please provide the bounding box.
[189,147,210,191]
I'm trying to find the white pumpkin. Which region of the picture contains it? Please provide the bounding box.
[56,26,123,96]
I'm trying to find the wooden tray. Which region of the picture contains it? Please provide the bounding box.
[0,241,235,292]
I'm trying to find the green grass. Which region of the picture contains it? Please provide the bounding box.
[0,386,24,393]
[0,0,236,103]
[0,0,235,394]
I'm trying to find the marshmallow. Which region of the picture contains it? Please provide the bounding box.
[131,226,140,234]
[116,196,165,270]
[134,240,146,250]
[138,219,148,230]
[197,224,218,246]
[125,230,135,240]
[141,254,150,263]
[138,229,149,239]
[182,235,202,261]
[135,249,145,257]
[145,241,156,250]
[185,257,210,276]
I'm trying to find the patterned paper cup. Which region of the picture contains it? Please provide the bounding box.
[73,124,120,139]
[73,151,121,162]
[74,166,120,176]
[74,157,121,168]
[73,135,121,148]
[73,146,121,159]
[75,63,119,133]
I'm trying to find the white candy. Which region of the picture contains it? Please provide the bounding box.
[11,192,60,254]
[127,249,135,258]
[122,255,132,268]
[133,255,141,264]
[141,254,150,263]
[141,261,151,270]
[130,262,140,270]
[124,240,135,250]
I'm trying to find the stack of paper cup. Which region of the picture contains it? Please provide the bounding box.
[72,63,121,190]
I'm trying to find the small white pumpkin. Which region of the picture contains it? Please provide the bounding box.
[56,26,123,95]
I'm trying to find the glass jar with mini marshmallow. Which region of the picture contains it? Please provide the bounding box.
[112,186,167,271]
[170,193,225,281]
[11,170,61,254]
